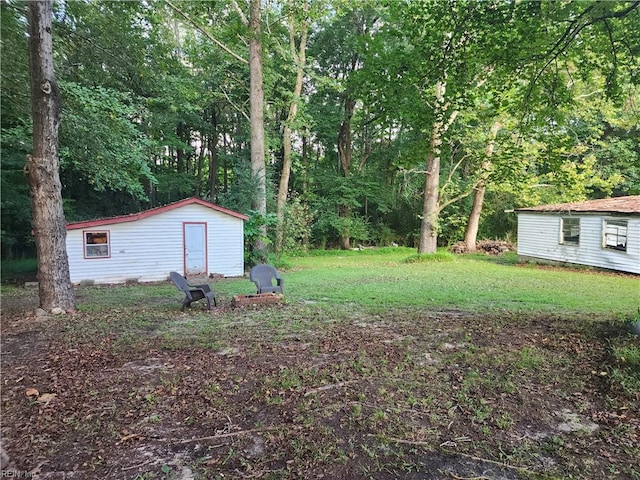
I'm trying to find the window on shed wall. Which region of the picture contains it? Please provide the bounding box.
[560,218,580,245]
[603,219,628,252]
[84,231,110,258]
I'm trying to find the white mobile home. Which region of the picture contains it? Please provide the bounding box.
[516,196,640,274]
[65,197,248,284]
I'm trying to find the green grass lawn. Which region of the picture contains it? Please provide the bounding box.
[279,248,639,316]
[4,248,636,319]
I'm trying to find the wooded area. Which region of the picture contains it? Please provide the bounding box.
[2,0,639,262]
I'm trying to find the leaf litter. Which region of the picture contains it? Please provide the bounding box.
[1,301,638,480]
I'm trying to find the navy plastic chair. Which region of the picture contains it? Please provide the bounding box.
[170,271,216,311]
[249,264,284,294]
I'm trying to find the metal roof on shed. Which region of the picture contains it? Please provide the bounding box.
[516,196,640,215]
[66,197,249,230]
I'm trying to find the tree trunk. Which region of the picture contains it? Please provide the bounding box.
[223,133,229,193]
[337,97,356,177]
[301,134,308,195]
[26,0,75,311]
[195,136,205,197]
[275,2,308,255]
[464,120,501,251]
[336,96,356,250]
[418,79,457,254]
[208,107,219,201]
[176,122,186,173]
[249,0,267,259]
[418,148,440,254]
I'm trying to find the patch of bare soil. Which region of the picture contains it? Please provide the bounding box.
[1,296,638,480]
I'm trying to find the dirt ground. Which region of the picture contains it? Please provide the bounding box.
[1,286,639,480]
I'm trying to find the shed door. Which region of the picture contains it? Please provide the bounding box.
[184,223,207,275]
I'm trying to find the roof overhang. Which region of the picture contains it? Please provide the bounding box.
[66,197,249,230]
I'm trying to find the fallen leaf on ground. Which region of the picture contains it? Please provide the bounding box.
[37,393,56,404]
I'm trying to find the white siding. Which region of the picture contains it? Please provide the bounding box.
[67,204,245,284]
[517,212,640,274]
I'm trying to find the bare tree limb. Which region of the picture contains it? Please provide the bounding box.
[439,186,476,212]
[231,0,249,27]
[166,0,247,65]
[175,426,278,444]
[220,87,250,122]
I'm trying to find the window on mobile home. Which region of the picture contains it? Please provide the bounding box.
[561,218,580,245]
[603,220,627,252]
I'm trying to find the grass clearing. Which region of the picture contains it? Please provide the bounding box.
[1,250,639,479]
[285,248,639,314]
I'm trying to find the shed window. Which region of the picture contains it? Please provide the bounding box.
[604,220,627,252]
[561,218,580,245]
[84,231,110,258]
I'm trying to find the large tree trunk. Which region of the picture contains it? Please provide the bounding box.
[464,120,501,251]
[336,97,356,250]
[419,148,440,254]
[275,2,308,255]
[249,0,267,259]
[418,80,457,254]
[26,0,75,311]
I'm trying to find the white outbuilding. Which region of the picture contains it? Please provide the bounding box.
[516,195,640,274]
[65,197,248,284]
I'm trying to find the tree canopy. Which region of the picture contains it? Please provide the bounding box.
[1,0,638,260]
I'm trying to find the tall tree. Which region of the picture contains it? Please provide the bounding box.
[275,0,309,255]
[248,0,267,259]
[365,0,507,253]
[309,3,381,249]
[26,0,75,310]
[463,120,501,251]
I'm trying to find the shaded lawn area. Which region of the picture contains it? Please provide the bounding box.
[1,250,639,480]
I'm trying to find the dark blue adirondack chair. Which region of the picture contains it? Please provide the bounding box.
[170,271,216,311]
[249,264,284,294]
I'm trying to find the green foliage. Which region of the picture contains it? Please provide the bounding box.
[59,81,155,200]
[1,258,37,280]
[1,2,33,259]
[1,148,33,259]
[612,345,640,370]
[1,0,638,261]
[244,210,278,266]
[153,171,197,206]
[280,196,314,254]
[216,155,263,215]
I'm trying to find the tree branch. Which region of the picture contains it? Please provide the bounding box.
[439,185,476,212]
[231,0,249,27]
[220,87,250,122]
[525,1,638,104]
[166,0,247,65]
